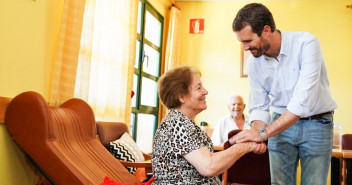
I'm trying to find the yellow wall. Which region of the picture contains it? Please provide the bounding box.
[178,0,352,184]
[0,0,64,184]
[149,0,171,16]
[0,0,63,98]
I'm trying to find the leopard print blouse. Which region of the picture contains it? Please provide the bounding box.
[152,109,221,185]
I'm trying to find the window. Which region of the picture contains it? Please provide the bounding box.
[131,0,163,153]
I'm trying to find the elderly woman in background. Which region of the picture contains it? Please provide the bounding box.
[152,65,266,184]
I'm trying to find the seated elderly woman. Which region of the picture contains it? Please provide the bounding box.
[152,65,267,184]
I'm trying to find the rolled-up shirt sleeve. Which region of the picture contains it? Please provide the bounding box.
[287,36,322,118]
[249,109,271,125]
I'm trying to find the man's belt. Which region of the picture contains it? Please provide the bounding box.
[300,111,333,120]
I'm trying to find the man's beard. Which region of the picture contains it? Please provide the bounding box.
[251,42,270,58]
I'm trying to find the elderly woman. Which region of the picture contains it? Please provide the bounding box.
[152,65,266,184]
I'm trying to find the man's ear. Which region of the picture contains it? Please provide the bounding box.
[243,104,246,110]
[262,25,271,37]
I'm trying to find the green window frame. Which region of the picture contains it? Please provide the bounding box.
[130,0,163,153]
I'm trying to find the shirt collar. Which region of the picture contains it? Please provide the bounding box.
[263,30,288,60]
[279,30,289,57]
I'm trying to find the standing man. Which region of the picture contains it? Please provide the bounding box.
[230,3,337,185]
[211,95,250,146]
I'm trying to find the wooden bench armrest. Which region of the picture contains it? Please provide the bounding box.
[120,161,152,168]
[143,153,151,160]
[119,160,152,173]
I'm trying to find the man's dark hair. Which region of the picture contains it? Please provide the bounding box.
[232,3,276,37]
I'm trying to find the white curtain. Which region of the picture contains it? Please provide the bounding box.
[74,0,138,122]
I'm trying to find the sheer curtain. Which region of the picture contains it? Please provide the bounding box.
[49,0,85,106]
[164,6,181,70]
[50,0,138,123]
[74,0,138,122]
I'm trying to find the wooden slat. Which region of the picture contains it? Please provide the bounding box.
[332,149,344,158]
[0,97,12,124]
[342,150,352,159]
[213,145,224,151]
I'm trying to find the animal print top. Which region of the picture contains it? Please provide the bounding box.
[151,109,221,185]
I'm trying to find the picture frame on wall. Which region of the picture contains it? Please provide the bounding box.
[240,44,250,78]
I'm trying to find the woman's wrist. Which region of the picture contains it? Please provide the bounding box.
[234,142,256,153]
[248,142,256,152]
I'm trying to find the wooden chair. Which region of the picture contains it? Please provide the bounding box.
[331,123,343,185]
[342,134,352,185]
[5,91,140,185]
[96,121,152,182]
[222,129,270,185]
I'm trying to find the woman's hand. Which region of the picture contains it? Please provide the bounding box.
[249,142,267,154]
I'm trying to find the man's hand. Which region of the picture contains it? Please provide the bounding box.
[229,129,263,144]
